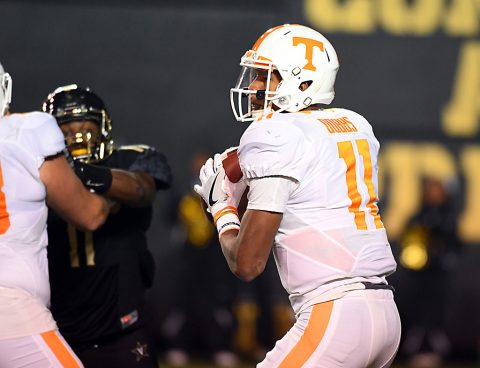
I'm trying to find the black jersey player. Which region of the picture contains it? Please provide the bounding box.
[43,85,172,368]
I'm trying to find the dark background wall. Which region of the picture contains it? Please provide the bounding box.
[1,0,479,360]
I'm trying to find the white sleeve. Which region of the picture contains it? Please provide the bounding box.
[238,120,311,182]
[246,176,297,213]
[21,112,66,166]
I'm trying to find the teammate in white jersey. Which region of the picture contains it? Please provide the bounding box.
[195,25,401,367]
[0,62,109,367]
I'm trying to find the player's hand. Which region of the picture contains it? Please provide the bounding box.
[210,147,238,174]
[193,157,226,213]
[216,146,247,208]
[194,156,241,236]
[222,173,247,208]
[73,160,113,194]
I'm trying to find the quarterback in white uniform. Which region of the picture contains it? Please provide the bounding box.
[195,25,401,367]
[0,63,109,367]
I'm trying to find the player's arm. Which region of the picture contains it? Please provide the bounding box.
[71,161,155,207]
[109,169,157,207]
[194,156,289,281]
[40,154,108,232]
[73,149,172,208]
[219,209,281,281]
[218,175,292,281]
[196,125,301,280]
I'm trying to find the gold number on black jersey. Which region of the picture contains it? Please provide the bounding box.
[67,223,95,267]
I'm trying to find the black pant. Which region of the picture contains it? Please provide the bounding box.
[75,327,159,368]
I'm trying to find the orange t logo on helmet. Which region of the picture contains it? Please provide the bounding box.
[292,37,325,71]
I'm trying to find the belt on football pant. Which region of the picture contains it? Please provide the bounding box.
[361,282,395,292]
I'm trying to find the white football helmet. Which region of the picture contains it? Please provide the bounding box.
[230,24,339,122]
[0,62,12,117]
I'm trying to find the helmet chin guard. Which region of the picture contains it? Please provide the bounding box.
[230,24,339,122]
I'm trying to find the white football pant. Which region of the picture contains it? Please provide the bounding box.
[0,330,83,368]
[258,289,401,368]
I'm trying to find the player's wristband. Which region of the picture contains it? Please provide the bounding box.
[214,206,241,237]
[74,161,113,194]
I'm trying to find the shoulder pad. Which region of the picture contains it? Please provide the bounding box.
[18,112,65,161]
[117,144,153,153]
[238,119,311,181]
[125,147,172,189]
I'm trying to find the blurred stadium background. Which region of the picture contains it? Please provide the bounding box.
[1,0,479,366]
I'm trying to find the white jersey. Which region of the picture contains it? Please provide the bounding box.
[0,112,65,306]
[238,108,397,315]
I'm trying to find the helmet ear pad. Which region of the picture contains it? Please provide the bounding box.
[270,70,314,112]
[272,65,338,112]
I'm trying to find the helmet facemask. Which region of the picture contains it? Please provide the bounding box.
[230,54,283,122]
[58,111,112,163]
[61,120,104,163]
[66,132,96,161]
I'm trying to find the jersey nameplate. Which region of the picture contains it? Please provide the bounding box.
[318,117,358,134]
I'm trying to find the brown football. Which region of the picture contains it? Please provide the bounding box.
[222,148,243,183]
[200,148,248,222]
[222,147,248,218]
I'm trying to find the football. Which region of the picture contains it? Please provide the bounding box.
[221,147,248,219]
[200,148,248,223]
[221,148,243,183]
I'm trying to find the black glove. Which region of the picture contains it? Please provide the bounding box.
[73,161,113,194]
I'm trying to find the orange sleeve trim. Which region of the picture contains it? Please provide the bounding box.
[41,331,81,368]
[278,301,334,367]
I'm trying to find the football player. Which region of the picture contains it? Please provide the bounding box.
[195,24,401,367]
[42,85,172,368]
[0,63,108,367]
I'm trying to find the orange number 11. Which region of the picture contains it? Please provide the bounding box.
[337,139,383,230]
[0,161,11,235]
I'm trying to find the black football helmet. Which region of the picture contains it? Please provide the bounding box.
[42,84,113,162]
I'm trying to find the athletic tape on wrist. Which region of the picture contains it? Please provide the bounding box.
[217,213,241,236]
[213,206,238,224]
[214,206,240,235]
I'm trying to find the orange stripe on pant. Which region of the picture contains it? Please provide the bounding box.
[278,301,334,367]
[40,331,81,368]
